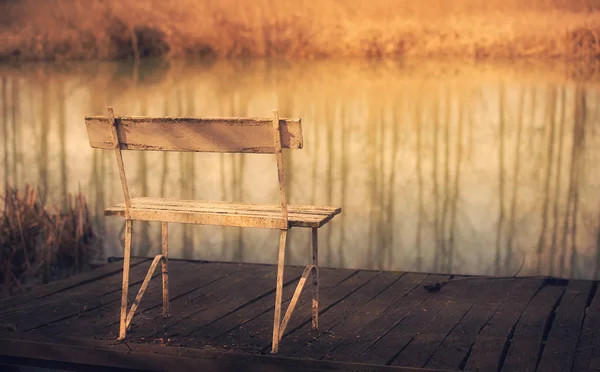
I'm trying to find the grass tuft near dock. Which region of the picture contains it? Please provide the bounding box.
[0,185,98,296]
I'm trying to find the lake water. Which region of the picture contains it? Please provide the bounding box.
[1,59,599,280]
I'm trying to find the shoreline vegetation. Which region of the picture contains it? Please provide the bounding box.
[2,0,600,62]
[0,185,98,297]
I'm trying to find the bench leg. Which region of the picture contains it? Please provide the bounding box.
[272,229,287,354]
[118,220,132,340]
[311,228,319,330]
[270,229,319,354]
[161,222,170,318]
[116,221,167,341]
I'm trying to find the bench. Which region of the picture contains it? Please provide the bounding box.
[85,107,342,353]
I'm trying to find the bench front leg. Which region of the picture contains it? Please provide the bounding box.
[272,229,287,354]
[271,228,320,353]
[118,220,168,340]
[118,219,132,340]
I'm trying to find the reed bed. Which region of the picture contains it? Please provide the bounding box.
[0,185,97,296]
[2,0,600,61]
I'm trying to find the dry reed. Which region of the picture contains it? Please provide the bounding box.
[0,184,97,297]
[2,0,600,61]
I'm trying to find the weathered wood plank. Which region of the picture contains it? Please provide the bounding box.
[360,276,482,367]
[266,270,381,351]
[39,261,241,337]
[424,278,523,371]
[537,280,593,372]
[13,261,193,332]
[0,258,160,322]
[125,197,342,213]
[289,273,426,359]
[0,257,148,314]
[124,263,301,342]
[329,274,450,365]
[501,283,565,372]
[0,260,193,331]
[128,264,305,343]
[0,331,449,372]
[206,270,378,353]
[276,271,403,355]
[108,208,290,229]
[572,282,600,372]
[390,278,495,368]
[463,278,544,372]
[181,268,357,349]
[86,116,303,153]
[108,199,341,217]
[105,198,342,229]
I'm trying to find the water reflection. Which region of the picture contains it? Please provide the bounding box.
[1,60,599,280]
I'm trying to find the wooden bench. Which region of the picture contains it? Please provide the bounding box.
[85,107,342,353]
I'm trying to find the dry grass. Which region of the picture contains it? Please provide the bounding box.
[0,185,97,296]
[2,0,600,61]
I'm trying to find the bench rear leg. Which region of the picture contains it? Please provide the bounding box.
[272,229,287,354]
[161,222,170,318]
[118,219,132,340]
[312,227,319,330]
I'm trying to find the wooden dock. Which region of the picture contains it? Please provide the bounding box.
[0,258,597,372]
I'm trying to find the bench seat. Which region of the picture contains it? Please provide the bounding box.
[104,197,342,229]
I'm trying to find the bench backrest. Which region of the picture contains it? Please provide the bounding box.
[85,116,303,153]
[85,107,297,227]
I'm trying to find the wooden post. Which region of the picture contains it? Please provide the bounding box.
[312,227,319,329]
[161,221,169,317]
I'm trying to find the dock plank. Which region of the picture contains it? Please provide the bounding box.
[0,259,181,331]
[206,269,378,353]
[127,262,302,341]
[0,257,148,314]
[463,278,544,371]
[134,264,306,343]
[328,274,450,365]
[184,268,358,350]
[280,271,407,356]
[390,278,495,368]
[0,331,450,372]
[501,283,565,372]
[289,273,427,359]
[262,269,377,350]
[537,280,593,372]
[424,278,522,371]
[38,261,241,337]
[573,283,600,372]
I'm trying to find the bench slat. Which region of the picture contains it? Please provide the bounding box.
[104,198,341,229]
[108,204,333,220]
[85,116,303,153]
[126,197,340,215]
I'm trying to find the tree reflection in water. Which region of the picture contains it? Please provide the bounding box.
[1,60,599,280]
